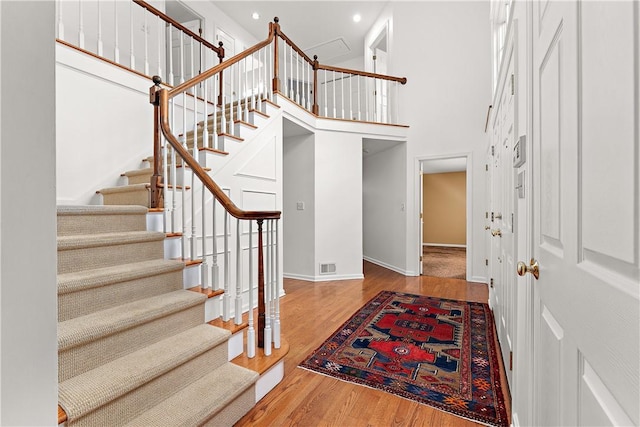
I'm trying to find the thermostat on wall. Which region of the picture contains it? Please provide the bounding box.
[513,135,526,168]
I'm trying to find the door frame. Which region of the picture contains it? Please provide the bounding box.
[415,153,472,279]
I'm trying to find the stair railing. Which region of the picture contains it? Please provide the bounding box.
[270,17,408,124]
[56,0,225,85]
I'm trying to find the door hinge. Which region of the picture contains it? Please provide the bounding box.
[485,164,489,172]
[420,213,423,219]
[485,211,489,219]
[490,278,494,287]
[511,73,515,95]
[491,145,495,156]
[509,351,513,370]
[420,255,423,262]
[485,259,489,266]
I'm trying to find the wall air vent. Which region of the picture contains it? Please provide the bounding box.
[319,263,337,275]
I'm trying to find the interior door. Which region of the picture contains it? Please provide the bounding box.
[530,1,639,425]
[170,19,201,86]
[419,170,424,276]
[373,49,388,123]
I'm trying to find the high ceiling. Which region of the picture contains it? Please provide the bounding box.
[210,1,389,64]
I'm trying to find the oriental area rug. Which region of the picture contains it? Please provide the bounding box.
[299,291,509,427]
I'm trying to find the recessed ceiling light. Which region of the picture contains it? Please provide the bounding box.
[252,12,260,20]
[353,14,362,23]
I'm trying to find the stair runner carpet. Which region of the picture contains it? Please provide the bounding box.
[57,205,258,426]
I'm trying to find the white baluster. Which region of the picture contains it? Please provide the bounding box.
[129,1,135,69]
[143,10,149,75]
[341,72,344,118]
[244,58,249,121]
[201,186,209,290]
[263,220,272,356]
[395,81,400,124]
[365,77,370,121]
[273,220,280,349]
[269,220,275,343]
[289,45,294,99]
[213,74,219,149]
[349,74,353,120]
[306,61,310,110]
[181,92,188,260]
[211,199,218,291]
[222,213,230,321]
[295,51,300,105]
[169,98,177,233]
[283,43,287,97]
[235,219,242,324]
[236,59,242,123]
[332,70,336,118]
[229,62,234,136]
[179,32,184,84]
[190,90,197,262]
[57,0,64,40]
[78,1,85,49]
[220,72,227,135]
[97,0,103,56]
[357,75,361,121]
[167,24,174,86]
[251,53,256,112]
[157,16,162,77]
[114,2,119,63]
[268,42,273,101]
[202,77,209,148]
[247,221,255,358]
[324,71,328,117]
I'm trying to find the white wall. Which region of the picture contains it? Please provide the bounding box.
[0,1,58,424]
[283,131,315,278]
[363,143,407,274]
[314,130,363,280]
[366,1,491,278]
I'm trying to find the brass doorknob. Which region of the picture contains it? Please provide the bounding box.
[485,226,491,230]
[517,258,539,280]
[491,229,502,237]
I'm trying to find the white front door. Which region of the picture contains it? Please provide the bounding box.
[530,1,639,425]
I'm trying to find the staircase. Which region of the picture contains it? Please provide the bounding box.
[56,206,258,426]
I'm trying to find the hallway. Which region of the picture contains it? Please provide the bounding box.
[235,261,510,426]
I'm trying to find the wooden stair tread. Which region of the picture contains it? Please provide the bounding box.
[188,286,225,299]
[208,317,249,335]
[232,337,289,376]
[173,258,203,267]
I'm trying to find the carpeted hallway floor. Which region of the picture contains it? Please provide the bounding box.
[422,246,466,279]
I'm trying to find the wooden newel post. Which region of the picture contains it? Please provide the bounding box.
[217,41,224,106]
[272,17,281,94]
[149,75,164,209]
[257,219,266,348]
[312,55,319,115]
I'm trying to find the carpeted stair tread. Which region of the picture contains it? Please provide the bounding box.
[58,259,185,295]
[57,230,165,250]
[57,259,185,322]
[59,324,231,423]
[58,290,206,352]
[98,183,150,194]
[57,205,148,235]
[124,363,258,427]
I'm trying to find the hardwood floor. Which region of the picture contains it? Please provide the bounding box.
[235,261,511,427]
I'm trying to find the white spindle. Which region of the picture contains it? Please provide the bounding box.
[332,70,336,118]
[167,25,174,86]
[269,220,275,343]
[181,92,188,259]
[357,76,361,121]
[203,79,209,149]
[263,221,272,356]
[222,213,230,321]
[229,62,234,135]
[236,59,242,123]
[157,16,162,77]
[170,99,177,233]
[306,61,310,110]
[179,32,185,84]
[220,72,227,135]
[295,51,300,105]
[143,11,149,75]
[247,221,255,358]
[201,186,209,289]
[213,74,219,148]
[268,42,273,101]
[349,74,353,120]
[57,0,64,40]
[365,77,370,121]
[395,81,400,124]
[78,1,85,49]
[97,0,103,56]
[282,44,287,97]
[244,57,250,120]
[324,71,328,117]
[190,89,197,261]
[274,220,281,348]
[264,48,269,102]
[212,199,219,291]
[289,45,294,99]
[341,72,344,118]
[129,1,135,69]
[251,53,256,111]
[114,2,119,63]
[235,219,242,324]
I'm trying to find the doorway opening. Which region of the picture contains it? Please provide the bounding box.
[164,1,204,86]
[420,156,469,279]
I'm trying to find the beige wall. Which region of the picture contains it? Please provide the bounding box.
[423,172,466,246]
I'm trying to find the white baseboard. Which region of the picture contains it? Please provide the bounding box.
[283,272,364,282]
[422,243,467,248]
[470,275,488,284]
[362,256,410,276]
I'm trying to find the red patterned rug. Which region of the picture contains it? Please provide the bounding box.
[299,291,509,427]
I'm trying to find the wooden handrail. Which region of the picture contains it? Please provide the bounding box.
[152,85,281,220]
[168,23,276,98]
[132,0,223,56]
[316,63,407,84]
